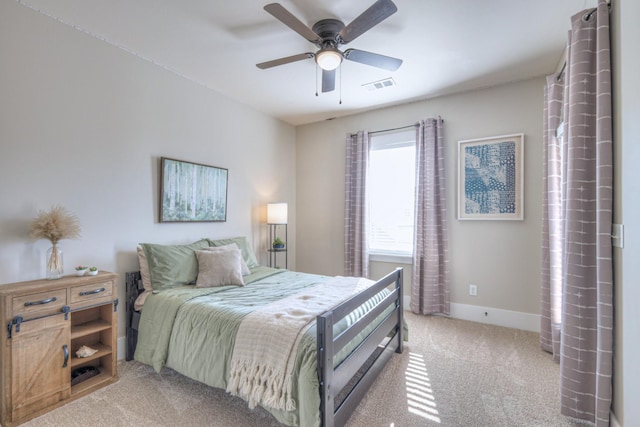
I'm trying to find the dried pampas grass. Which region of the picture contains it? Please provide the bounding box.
[30,205,81,245]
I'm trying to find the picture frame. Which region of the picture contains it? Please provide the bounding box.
[457,134,524,220]
[160,157,228,222]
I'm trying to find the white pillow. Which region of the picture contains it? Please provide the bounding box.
[134,290,152,311]
[201,244,251,276]
[195,248,245,288]
[136,245,153,293]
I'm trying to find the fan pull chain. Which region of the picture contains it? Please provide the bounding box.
[315,65,319,97]
[339,65,342,105]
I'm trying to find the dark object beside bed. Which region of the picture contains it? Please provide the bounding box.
[125,268,403,427]
[125,271,142,362]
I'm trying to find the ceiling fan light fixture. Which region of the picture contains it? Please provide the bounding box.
[258,1,402,93]
[315,48,342,70]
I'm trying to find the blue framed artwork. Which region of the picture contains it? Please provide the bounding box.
[160,157,228,222]
[458,134,524,220]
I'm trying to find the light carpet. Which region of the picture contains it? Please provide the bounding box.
[24,313,587,427]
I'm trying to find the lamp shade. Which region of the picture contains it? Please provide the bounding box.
[315,48,342,71]
[267,203,288,224]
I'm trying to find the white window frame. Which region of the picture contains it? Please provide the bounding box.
[368,128,416,263]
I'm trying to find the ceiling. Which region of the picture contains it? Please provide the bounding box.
[18,0,597,126]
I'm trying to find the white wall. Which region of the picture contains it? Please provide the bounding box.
[296,77,544,317]
[0,1,296,338]
[611,0,640,425]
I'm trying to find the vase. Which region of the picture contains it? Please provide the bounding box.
[46,244,63,280]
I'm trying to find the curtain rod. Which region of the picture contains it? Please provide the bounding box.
[347,124,413,138]
[369,124,416,135]
[349,119,444,137]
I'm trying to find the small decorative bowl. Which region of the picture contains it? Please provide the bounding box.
[87,268,99,276]
[75,268,88,276]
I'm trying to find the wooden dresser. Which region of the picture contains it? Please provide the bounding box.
[0,272,118,426]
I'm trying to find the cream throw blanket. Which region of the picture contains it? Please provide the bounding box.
[226,276,373,411]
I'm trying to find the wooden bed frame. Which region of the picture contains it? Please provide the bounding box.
[125,268,403,427]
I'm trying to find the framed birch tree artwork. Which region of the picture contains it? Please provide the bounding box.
[160,157,228,222]
[457,134,524,220]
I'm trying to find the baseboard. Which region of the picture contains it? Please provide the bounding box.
[611,411,622,427]
[117,336,126,361]
[450,303,540,332]
[403,296,540,332]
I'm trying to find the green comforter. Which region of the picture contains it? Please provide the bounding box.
[134,267,392,427]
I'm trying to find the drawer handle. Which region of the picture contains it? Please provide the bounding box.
[79,287,106,296]
[24,296,57,307]
[62,344,69,368]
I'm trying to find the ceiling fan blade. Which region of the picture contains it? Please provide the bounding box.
[322,69,336,93]
[256,53,314,69]
[343,48,402,71]
[264,3,322,44]
[338,0,397,44]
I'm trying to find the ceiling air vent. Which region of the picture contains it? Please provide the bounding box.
[362,78,396,91]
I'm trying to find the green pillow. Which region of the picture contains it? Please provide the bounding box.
[207,236,259,268]
[140,239,210,290]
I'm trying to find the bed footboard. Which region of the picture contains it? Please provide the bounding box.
[317,268,403,427]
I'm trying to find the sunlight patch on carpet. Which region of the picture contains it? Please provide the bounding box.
[405,352,440,423]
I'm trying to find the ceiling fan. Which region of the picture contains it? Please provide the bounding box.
[256,0,403,93]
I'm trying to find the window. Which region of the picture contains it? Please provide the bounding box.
[369,129,416,258]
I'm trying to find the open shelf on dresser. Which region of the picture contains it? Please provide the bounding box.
[70,303,116,396]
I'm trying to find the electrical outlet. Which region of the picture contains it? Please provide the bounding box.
[469,284,477,296]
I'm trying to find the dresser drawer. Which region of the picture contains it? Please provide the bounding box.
[12,289,68,318]
[70,280,113,305]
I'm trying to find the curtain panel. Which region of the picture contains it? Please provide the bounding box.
[540,1,613,425]
[344,131,370,278]
[411,118,450,315]
[540,73,564,361]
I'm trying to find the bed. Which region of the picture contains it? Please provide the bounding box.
[125,237,403,427]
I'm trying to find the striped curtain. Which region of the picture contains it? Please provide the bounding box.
[540,1,613,425]
[540,73,564,361]
[411,118,449,315]
[344,131,369,277]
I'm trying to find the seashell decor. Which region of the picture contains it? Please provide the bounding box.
[76,345,99,358]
